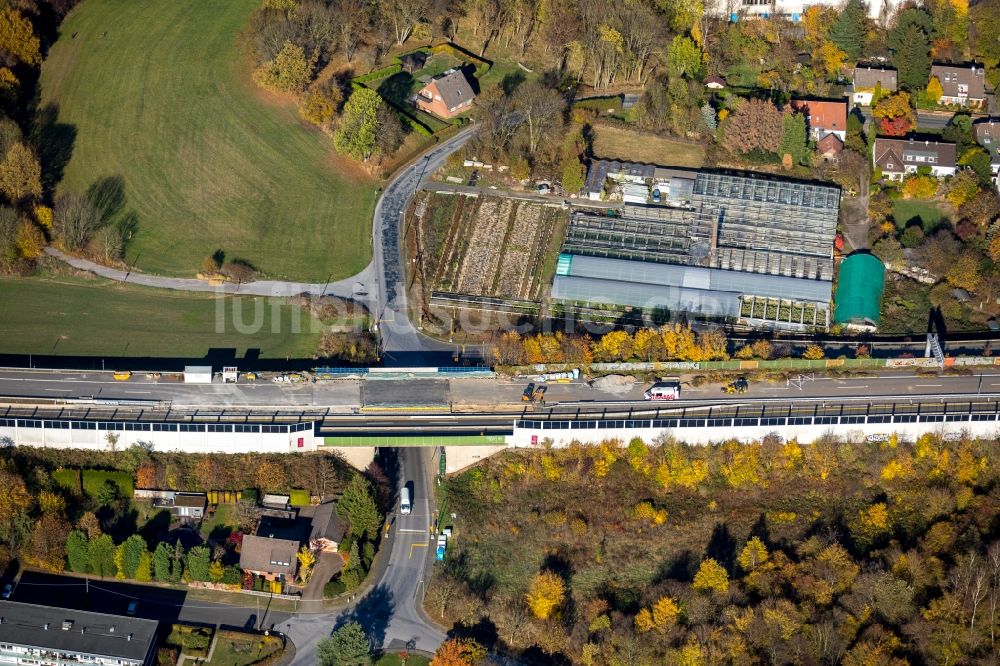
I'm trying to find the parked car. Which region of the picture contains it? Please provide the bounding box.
[127,601,137,615]
[2,583,12,599]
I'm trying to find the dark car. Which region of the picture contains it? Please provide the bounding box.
[2,583,13,599]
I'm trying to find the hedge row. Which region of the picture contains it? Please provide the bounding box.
[354,63,402,84]
[54,468,133,498]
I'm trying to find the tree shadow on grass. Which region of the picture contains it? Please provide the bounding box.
[377,72,416,107]
[87,175,126,221]
[31,104,76,192]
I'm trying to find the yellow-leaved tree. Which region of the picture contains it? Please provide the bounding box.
[692,558,729,594]
[737,536,769,572]
[651,595,681,628]
[526,571,565,620]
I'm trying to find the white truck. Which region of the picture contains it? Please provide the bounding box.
[643,381,681,401]
[400,487,412,515]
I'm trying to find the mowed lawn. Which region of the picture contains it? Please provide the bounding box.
[892,199,947,231]
[592,124,706,168]
[0,278,322,358]
[40,0,375,280]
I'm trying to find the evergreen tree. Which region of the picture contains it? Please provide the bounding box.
[336,474,381,541]
[317,621,370,666]
[828,0,867,61]
[187,546,211,582]
[153,542,172,581]
[889,8,933,91]
[333,88,381,162]
[66,530,90,573]
[340,542,365,590]
[171,542,185,582]
[120,535,147,580]
[780,113,809,165]
[88,534,116,578]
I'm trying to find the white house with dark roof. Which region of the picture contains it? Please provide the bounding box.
[873,137,957,180]
[851,66,897,106]
[0,601,158,666]
[974,119,1000,175]
[930,64,987,108]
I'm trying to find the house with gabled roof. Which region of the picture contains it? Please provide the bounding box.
[873,137,957,180]
[790,99,848,141]
[974,119,1000,175]
[851,66,897,106]
[415,68,475,119]
[930,64,987,108]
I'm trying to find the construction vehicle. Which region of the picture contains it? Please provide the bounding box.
[722,377,749,394]
[522,383,547,402]
[112,371,132,381]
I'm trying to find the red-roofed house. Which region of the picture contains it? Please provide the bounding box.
[790,99,848,142]
[817,133,844,160]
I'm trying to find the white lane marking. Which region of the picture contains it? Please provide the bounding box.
[43,388,69,392]
[836,385,868,389]
[914,384,942,387]
[397,528,426,534]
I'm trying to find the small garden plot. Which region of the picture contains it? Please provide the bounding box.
[206,630,284,666]
[166,625,214,659]
[410,193,568,304]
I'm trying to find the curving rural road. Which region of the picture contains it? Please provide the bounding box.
[45,126,480,363]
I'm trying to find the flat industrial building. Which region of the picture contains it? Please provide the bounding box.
[0,601,158,666]
[559,167,840,329]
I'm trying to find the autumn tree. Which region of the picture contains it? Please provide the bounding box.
[54,193,102,251]
[0,464,30,550]
[299,85,341,127]
[513,81,565,153]
[430,638,486,666]
[873,92,916,137]
[693,558,729,593]
[526,571,566,619]
[252,41,316,94]
[334,88,381,161]
[925,75,944,103]
[0,142,40,202]
[722,98,784,156]
[297,545,315,584]
[0,8,40,67]
[738,537,770,571]
[25,512,70,572]
[802,344,825,360]
[666,35,703,80]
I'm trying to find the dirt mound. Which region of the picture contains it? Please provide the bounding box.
[590,374,636,395]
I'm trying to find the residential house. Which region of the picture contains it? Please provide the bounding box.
[239,534,299,583]
[705,75,727,90]
[0,601,158,666]
[974,119,1000,175]
[400,51,427,74]
[415,68,475,119]
[930,64,987,108]
[719,0,904,23]
[817,133,844,160]
[790,99,848,141]
[873,137,957,180]
[851,66,897,106]
[134,490,207,520]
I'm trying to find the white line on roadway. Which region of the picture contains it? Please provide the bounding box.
[914,384,942,387]
[836,385,868,389]
[397,528,427,534]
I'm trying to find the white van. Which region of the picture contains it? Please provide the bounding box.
[643,381,681,401]
[400,487,412,515]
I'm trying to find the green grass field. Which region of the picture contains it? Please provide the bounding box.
[892,199,947,231]
[0,277,322,358]
[39,0,376,280]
